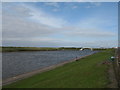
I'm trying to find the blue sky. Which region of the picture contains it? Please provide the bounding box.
[2,2,118,47]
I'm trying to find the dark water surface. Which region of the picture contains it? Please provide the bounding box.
[2,50,98,79]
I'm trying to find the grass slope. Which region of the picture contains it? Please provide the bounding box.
[3,50,114,88]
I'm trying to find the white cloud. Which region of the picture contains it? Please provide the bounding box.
[58,27,116,39]
[3,3,67,28]
[29,11,67,28]
[2,2,117,48]
[90,2,101,6]
[44,2,59,8]
[2,3,67,47]
[2,3,32,17]
[2,14,56,38]
[72,6,78,9]
[3,37,117,48]
[21,4,67,28]
[3,37,61,42]
[85,2,101,8]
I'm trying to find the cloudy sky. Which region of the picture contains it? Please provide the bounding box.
[2,2,118,48]
[2,0,120,2]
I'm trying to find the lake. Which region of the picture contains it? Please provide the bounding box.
[2,50,98,79]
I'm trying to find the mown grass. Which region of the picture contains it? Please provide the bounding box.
[3,50,114,88]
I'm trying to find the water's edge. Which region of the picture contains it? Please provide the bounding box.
[2,52,98,86]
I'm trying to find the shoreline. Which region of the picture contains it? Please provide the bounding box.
[1,47,109,52]
[2,52,97,86]
[1,47,81,52]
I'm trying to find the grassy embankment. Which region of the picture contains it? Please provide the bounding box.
[3,49,115,88]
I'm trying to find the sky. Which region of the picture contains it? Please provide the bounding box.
[2,2,118,48]
[2,0,120,2]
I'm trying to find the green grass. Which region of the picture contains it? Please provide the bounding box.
[1,47,80,52]
[1,47,58,52]
[3,50,114,88]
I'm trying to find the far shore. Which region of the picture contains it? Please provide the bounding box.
[1,46,109,52]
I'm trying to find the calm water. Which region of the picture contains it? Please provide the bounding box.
[2,50,98,79]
